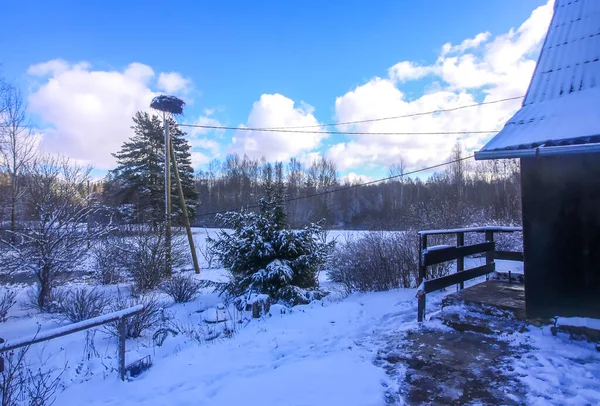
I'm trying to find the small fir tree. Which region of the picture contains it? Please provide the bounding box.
[209,171,334,306]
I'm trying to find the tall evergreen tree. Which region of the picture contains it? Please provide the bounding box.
[107,112,197,225]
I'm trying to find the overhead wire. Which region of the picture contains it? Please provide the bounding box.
[177,125,500,135]
[177,95,522,133]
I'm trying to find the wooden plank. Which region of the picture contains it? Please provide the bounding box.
[424,263,495,293]
[493,251,524,261]
[419,226,522,236]
[423,242,495,266]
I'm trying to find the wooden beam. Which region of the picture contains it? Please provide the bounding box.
[423,242,495,266]
[493,251,524,261]
[424,263,495,294]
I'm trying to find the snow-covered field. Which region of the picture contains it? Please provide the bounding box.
[1,229,598,405]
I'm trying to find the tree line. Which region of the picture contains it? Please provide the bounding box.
[193,145,522,230]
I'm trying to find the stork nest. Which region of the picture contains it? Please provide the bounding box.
[150,95,185,115]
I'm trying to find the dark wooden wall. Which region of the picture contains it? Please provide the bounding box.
[521,154,600,319]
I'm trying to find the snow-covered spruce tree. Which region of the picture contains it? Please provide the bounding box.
[209,163,334,306]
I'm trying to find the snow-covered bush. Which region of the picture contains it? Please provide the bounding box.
[160,273,202,303]
[0,289,16,322]
[209,168,334,306]
[53,287,110,323]
[106,291,165,339]
[328,231,421,292]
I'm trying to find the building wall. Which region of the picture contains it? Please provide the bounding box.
[521,154,600,319]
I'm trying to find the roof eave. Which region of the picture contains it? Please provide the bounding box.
[476,143,600,160]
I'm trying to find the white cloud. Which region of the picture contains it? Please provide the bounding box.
[441,32,492,56]
[229,93,325,161]
[27,60,196,169]
[389,61,435,83]
[27,59,71,77]
[329,0,554,173]
[190,151,211,167]
[157,72,192,94]
[340,172,373,185]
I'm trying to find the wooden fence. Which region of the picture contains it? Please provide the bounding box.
[417,226,523,322]
[0,305,145,381]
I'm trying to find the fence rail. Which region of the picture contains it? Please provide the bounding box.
[0,305,144,381]
[417,226,523,322]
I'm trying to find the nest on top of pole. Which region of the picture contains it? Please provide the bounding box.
[150,95,185,115]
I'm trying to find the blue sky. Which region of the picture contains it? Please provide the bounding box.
[0,0,551,180]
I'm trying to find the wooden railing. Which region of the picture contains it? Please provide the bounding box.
[417,226,523,322]
[0,305,145,380]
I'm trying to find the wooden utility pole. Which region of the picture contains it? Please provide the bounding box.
[171,147,201,274]
[163,112,172,276]
[87,180,91,250]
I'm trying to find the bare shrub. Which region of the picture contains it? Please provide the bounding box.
[328,231,420,292]
[53,287,110,323]
[160,273,202,303]
[121,227,189,294]
[1,329,65,406]
[91,239,124,285]
[106,291,165,339]
[198,236,220,269]
[0,289,16,322]
[1,347,27,406]
[24,365,65,406]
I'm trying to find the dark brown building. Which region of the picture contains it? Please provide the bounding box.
[475,0,600,319]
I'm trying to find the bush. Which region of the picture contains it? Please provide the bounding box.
[106,291,165,339]
[328,231,420,292]
[161,273,202,303]
[123,228,189,294]
[53,287,110,323]
[0,289,16,322]
[92,239,124,285]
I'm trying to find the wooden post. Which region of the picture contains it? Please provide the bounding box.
[0,337,4,373]
[163,113,172,277]
[170,147,201,274]
[485,230,494,281]
[457,231,465,290]
[417,233,428,322]
[87,180,91,250]
[118,318,126,381]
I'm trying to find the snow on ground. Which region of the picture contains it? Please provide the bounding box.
[1,229,598,405]
[56,289,423,406]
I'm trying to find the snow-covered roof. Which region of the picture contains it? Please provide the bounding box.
[476,0,600,160]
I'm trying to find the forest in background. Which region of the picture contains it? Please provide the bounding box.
[192,145,521,230]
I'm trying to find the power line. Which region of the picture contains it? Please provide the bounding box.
[196,154,475,218]
[266,95,524,129]
[178,124,500,136]
[178,95,523,133]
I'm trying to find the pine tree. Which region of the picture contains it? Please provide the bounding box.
[107,112,197,225]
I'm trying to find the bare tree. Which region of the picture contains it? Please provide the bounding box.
[0,85,38,236]
[388,156,407,210]
[2,156,108,310]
